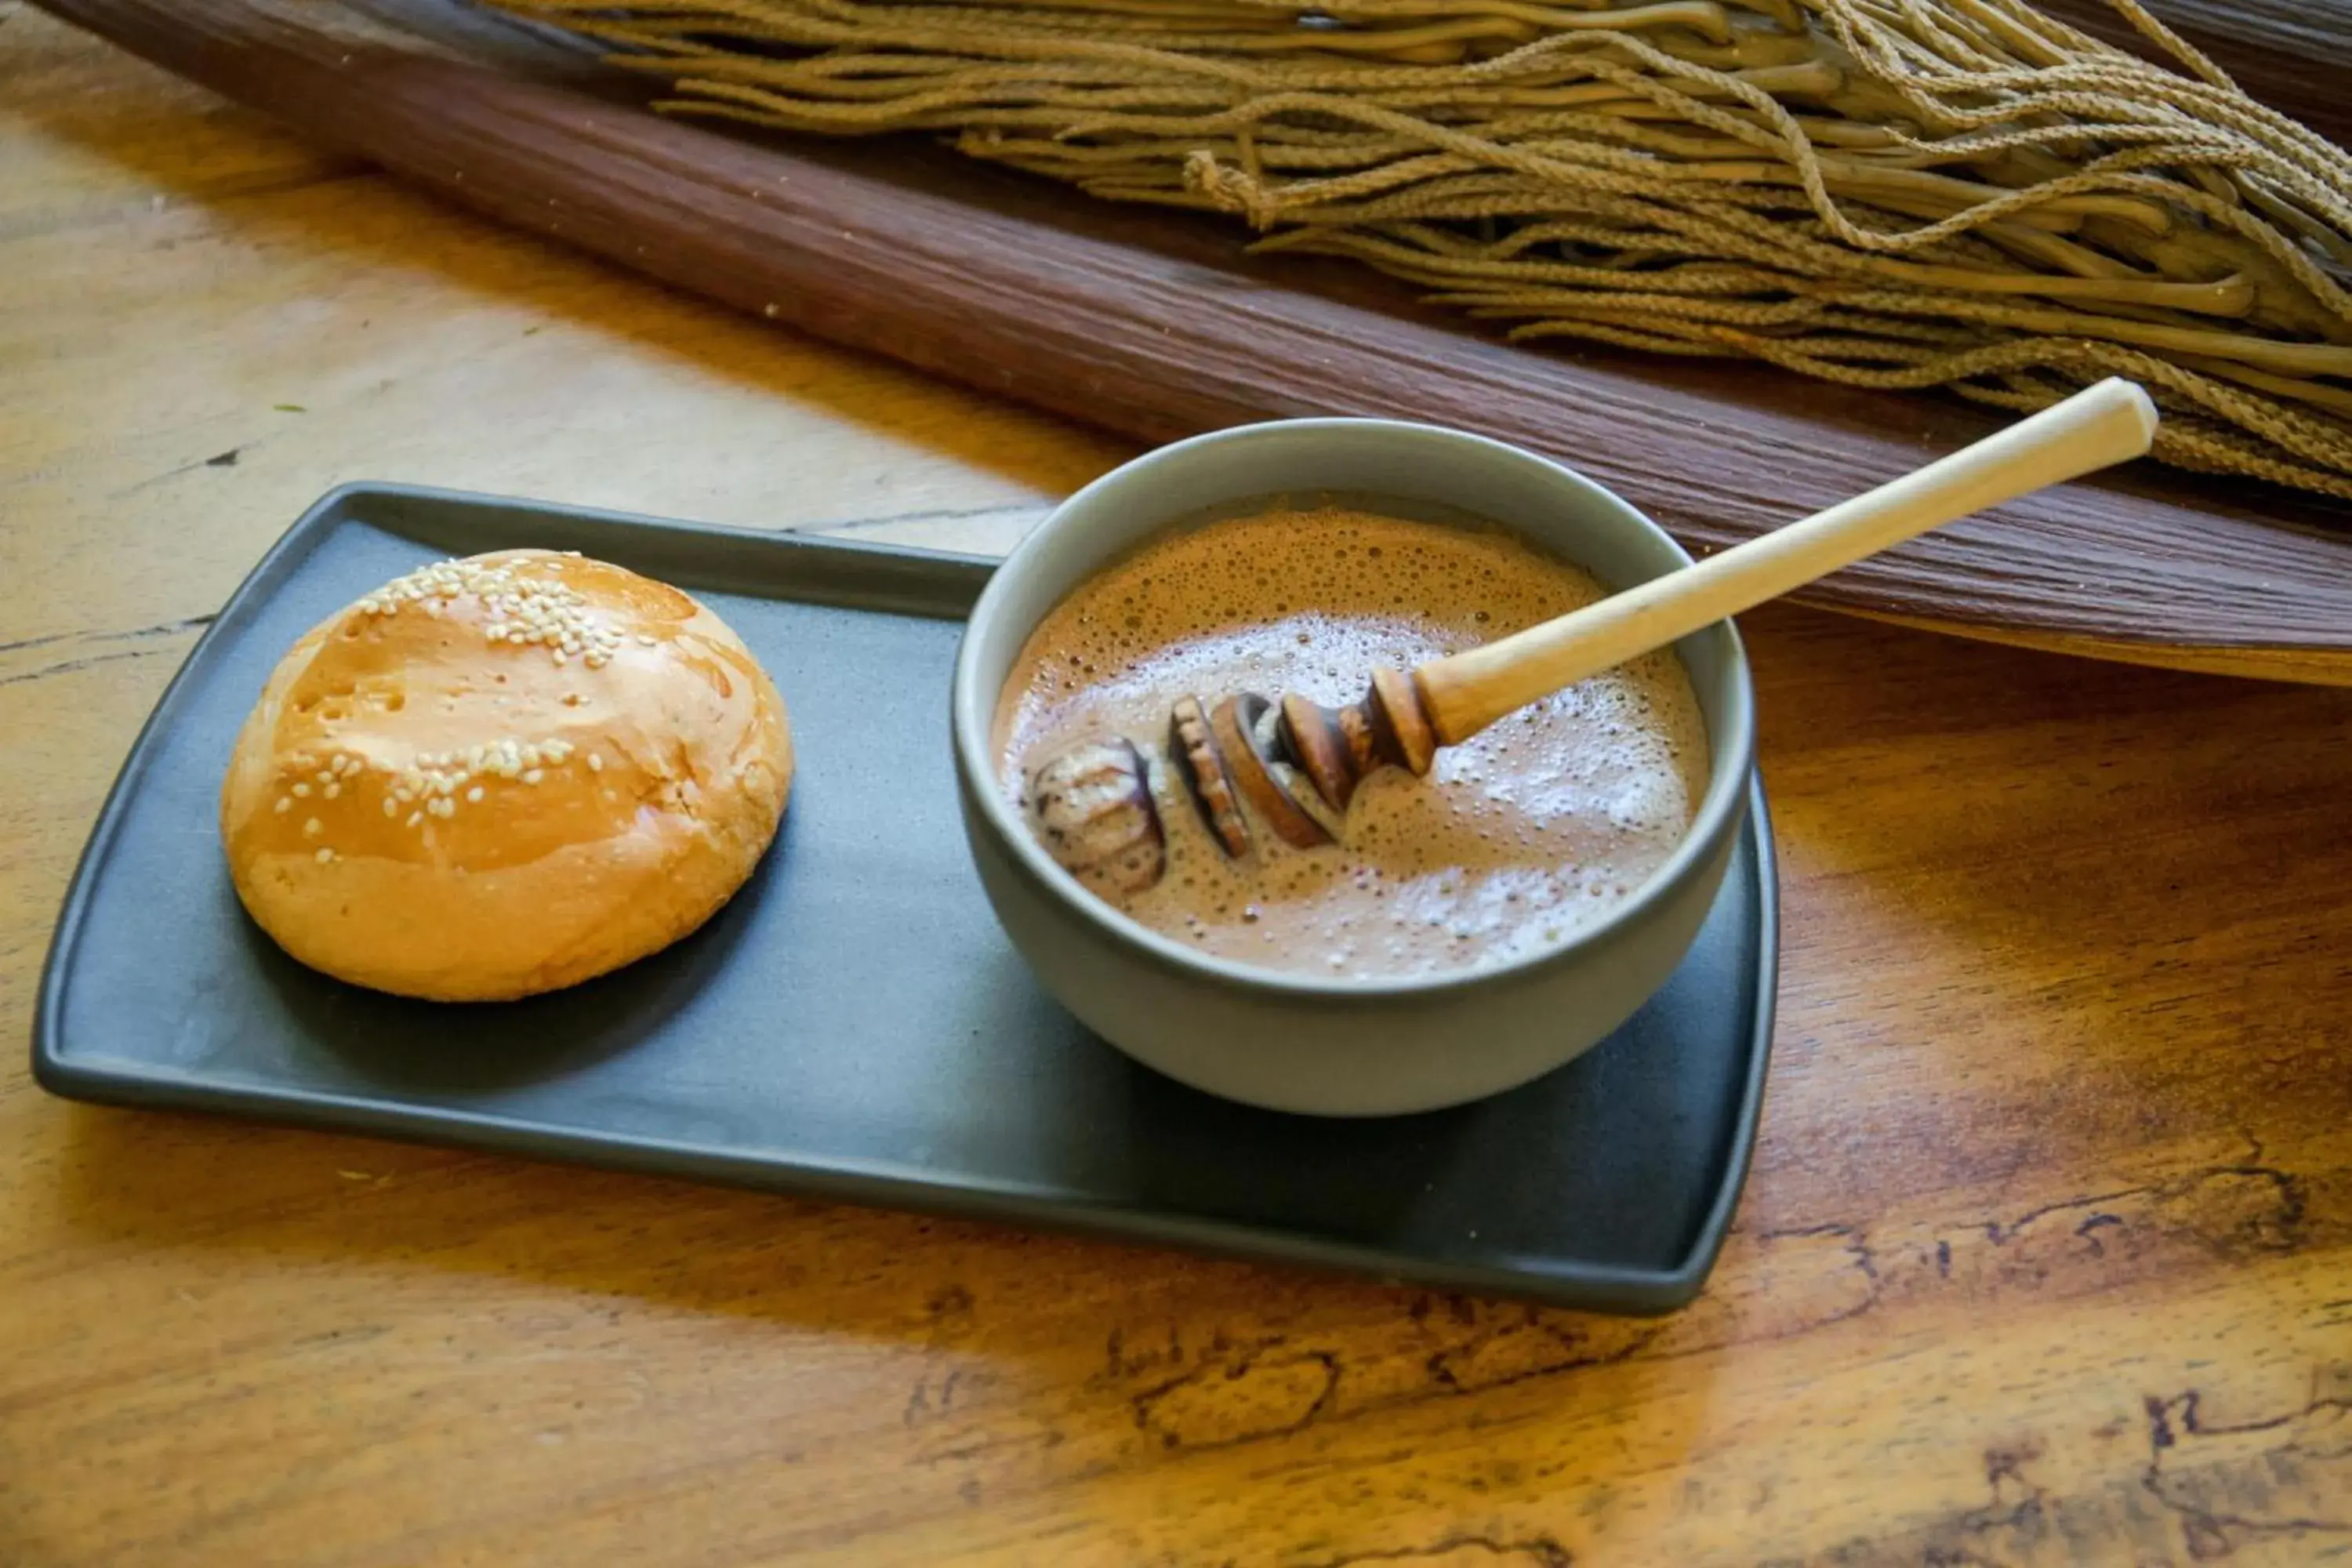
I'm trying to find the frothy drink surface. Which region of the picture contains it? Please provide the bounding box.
[995,506,1710,978]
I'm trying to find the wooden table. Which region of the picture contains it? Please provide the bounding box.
[4,9,2348,1563]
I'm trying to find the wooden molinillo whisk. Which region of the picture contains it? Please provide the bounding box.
[1032,379,2160,892]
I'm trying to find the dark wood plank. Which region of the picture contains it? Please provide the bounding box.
[2042,0,2352,150]
[29,0,2352,683]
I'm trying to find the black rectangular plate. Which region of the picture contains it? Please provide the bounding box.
[34,484,1777,1313]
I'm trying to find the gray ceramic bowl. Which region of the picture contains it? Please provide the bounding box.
[952,419,1756,1116]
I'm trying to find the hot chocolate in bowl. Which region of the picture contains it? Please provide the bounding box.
[951,419,1757,1117]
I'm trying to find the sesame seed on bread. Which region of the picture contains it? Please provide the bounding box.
[219,548,792,1000]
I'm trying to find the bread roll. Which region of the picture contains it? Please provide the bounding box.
[220,549,792,1000]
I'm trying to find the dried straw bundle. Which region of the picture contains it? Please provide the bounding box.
[492,0,2352,499]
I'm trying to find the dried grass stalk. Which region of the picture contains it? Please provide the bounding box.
[489,0,2352,499]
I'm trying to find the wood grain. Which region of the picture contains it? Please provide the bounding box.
[3,10,2350,1565]
[27,0,2352,691]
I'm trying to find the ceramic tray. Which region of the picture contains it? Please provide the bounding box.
[34,484,1779,1312]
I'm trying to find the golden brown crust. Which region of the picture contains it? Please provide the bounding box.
[219,549,792,1000]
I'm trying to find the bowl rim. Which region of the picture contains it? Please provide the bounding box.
[952,416,1759,1002]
